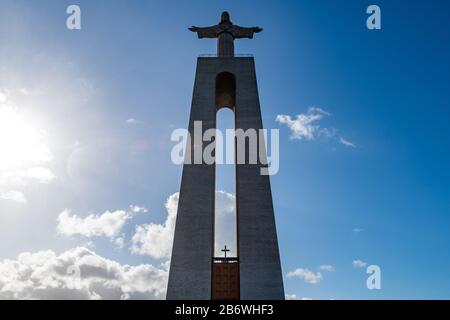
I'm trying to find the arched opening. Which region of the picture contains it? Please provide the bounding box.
[212,72,239,300]
[214,107,237,258]
[216,72,236,110]
[214,71,237,259]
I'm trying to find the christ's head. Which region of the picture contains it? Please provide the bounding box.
[221,11,231,23]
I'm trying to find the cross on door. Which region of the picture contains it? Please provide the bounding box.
[221,245,230,259]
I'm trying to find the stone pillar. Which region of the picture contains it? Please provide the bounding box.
[234,59,285,300]
[166,58,216,300]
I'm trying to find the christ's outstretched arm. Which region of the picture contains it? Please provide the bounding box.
[231,26,263,39]
[188,26,219,39]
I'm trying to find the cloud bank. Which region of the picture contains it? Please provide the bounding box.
[0,247,168,300]
[57,205,147,241]
[130,193,179,259]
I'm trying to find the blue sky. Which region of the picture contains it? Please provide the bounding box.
[0,0,449,299]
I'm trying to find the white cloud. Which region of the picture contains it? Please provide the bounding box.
[57,205,146,240]
[130,193,179,259]
[0,190,27,204]
[287,268,323,284]
[114,237,125,249]
[0,167,55,187]
[309,107,331,116]
[285,294,314,300]
[214,191,237,257]
[353,228,364,233]
[339,137,356,148]
[352,259,367,268]
[0,90,8,103]
[129,205,148,214]
[57,209,129,239]
[319,265,335,272]
[215,191,235,217]
[82,241,96,250]
[130,191,236,260]
[276,107,330,140]
[276,107,358,148]
[0,168,55,204]
[126,118,142,125]
[19,88,30,96]
[285,294,313,300]
[0,247,168,300]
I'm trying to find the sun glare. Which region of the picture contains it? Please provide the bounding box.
[0,103,52,172]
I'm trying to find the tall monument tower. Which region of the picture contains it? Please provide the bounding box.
[167,12,284,300]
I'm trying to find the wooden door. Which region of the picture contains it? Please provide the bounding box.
[212,262,240,300]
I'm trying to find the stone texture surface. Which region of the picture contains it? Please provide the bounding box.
[166,57,284,300]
